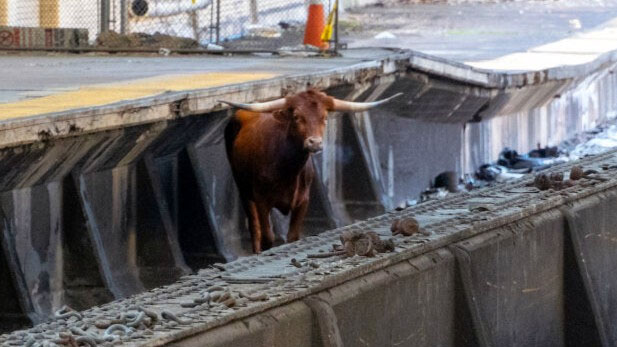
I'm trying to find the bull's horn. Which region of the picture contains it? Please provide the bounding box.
[218,98,286,112]
[331,92,403,112]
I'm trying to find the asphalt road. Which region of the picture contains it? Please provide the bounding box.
[342,0,617,62]
[2,0,617,105]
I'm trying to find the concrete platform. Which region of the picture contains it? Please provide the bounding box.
[0,1,616,147]
[0,49,397,105]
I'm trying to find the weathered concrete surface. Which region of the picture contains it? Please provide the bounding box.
[164,152,617,346]
[451,210,565,346]
[4,149,617,345]
[0,50,393,104]
[1,4,617,336]
[0,29,616,327]
[345,0,617,63]
[563,189,617,346]
[172,302,314,347]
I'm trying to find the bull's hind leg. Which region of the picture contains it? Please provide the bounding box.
[257,203,275,251]
[287,199,309,243]
[245,200,263,253]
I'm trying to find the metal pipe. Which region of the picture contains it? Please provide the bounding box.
[209,0,214,43]
[120,0,128,34]
[334,0,339,54]
[249,0,258,24]
[215,0,220,44]
[190,10,199,41]
[100,0,110,33]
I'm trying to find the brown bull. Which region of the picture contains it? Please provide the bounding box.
[221,89,401,253]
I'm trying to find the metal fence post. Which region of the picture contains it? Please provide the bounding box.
[334,0,339,54]
[215,0,220,44]
[250,0,258,24]
[100,0,111,33]
[120,0,128,34]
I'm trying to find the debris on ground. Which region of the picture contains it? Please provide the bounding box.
[374,31,397,40]
[422,122,617,203]
[222,25,304,51]
[529,144,560,158]
[334,230,396,257]
[290,258,303,268]
[96,31,200,49]
[532,173,575,191]
[532,164,597,191]
[570,165,584,180]
[569,18,582,30]
[569,124,617,158]
[277,44,321,57]
[246,24,282,38]
[391,217,420,236]
[395,198,418,210]
[434,171,459,193]
[205,43,224,51]
[497,147,561,171]
[420,187,449,202]
[475,164,527,183]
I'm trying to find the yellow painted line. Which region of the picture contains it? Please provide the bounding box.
[0,72,277,120]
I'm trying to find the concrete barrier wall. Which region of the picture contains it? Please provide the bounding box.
[465,65,617,172]
[173,185,617,346]
[1,50,617,331]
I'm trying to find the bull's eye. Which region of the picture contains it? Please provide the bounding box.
[293,114,300,122]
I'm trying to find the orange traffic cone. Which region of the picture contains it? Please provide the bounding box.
[303,0,328,50]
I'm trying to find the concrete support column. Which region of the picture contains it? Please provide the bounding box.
[38,0,59,27]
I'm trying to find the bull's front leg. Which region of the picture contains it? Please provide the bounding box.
[287,199,309,243]
[256,203,275,251]
[245,200,263,253]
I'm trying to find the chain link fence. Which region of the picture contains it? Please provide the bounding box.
[0,0,338,52]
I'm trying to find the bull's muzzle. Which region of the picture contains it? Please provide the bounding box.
[304,136,323,153]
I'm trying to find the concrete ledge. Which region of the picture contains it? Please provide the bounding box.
[166,186,616,346]
[4,149,617,345]
[0,43,616,150]
[173,302,314,347]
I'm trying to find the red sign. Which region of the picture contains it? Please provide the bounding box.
[0,30,13,47]
[13,28,20,47]
[45,29,52,47]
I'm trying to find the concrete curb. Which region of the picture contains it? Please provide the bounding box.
[0,45,615,149]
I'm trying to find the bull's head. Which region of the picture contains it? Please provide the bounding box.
[220,89,402,153]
